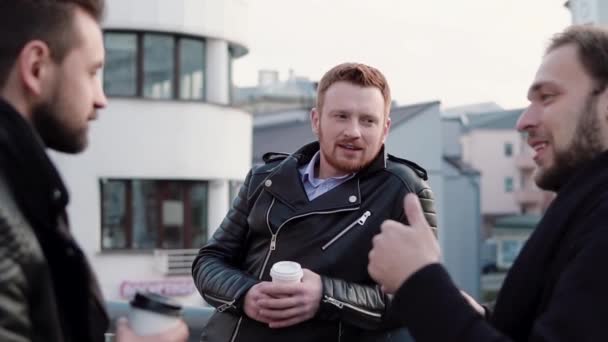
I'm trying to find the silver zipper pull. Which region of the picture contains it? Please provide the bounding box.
[357,211,371,225]
[323,296,344,309]
[270,234,277,250]
[216,299,236,313]
[217,303,231,312]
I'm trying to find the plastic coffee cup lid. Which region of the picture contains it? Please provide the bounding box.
[130,292,182,317]
[270,261,303,281]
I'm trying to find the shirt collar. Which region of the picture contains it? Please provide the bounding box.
[300,151,354,187]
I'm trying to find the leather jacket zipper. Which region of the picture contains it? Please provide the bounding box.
[231,197,279,342]
[259,202,360,277]
[323,296,382,318]
[321,211,371,250]
[204,294,236,313]
[231,198,360,342]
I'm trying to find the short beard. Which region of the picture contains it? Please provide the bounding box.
[31,91,87,154]
[318,126,381,174]
[535,96,605,191]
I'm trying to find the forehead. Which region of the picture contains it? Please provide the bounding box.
[531,44,593,92]
[68,7,104,59]
[322,81,385,115]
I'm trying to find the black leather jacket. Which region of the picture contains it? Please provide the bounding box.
[192,142,437,342]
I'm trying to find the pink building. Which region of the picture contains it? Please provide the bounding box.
[459,109,553,235]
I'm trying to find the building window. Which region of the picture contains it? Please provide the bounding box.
[504,142,513,157]
[143,34,175,99]
[101,179,208,250]
[102,30,208,102]
[498,239,524,268]
[179,38,205,100]
[104,33,137,96]
[505,177,514,193]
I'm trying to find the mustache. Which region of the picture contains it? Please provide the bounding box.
[336,140,364,149]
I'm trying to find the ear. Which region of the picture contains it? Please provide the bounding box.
[311,108,320,137]
[17,40,53,98]
[382,117,391,143]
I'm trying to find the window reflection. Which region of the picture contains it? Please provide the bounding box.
[179,39,205,100]
[143,34,174,99]
[102,31,220,102]
[104,33,137,96]
[101,179,208,250]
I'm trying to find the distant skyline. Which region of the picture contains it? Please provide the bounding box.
[233,0,571,109]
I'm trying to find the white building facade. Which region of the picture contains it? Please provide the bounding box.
[51,0,251,306]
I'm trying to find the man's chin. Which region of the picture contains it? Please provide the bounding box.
[331,158,369,174]
[47,138,88,154]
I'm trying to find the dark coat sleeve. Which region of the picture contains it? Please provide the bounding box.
[390,207,608,341]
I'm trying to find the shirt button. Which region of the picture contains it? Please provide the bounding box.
[265,180,272,187]
[349,195,357,203]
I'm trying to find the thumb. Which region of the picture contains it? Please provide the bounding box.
[404,193,427,228]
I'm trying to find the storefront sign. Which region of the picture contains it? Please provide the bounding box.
[120,278,196,298]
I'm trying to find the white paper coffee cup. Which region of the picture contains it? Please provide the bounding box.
[270,261,303,283]
[128,292,182,336]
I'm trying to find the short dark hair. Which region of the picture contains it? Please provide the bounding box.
[547,25,608,93]
[0,0,105,89]
[316,63,392,117]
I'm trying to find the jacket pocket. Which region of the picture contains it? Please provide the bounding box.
[322,211,372,250]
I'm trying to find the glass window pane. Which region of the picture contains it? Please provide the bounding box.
[161,182,184,249]
[101,180,128,249]
[179,39,205,100]
[501,240,522,266]
[191,183,208,247]
[505,177,514,193]
[103,33,137,96]
[504,142,513,157]
[100,179,209,250]
[143,34,174,99]
[132,180,158,249]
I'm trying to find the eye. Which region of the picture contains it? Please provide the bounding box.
[539,93,555,103]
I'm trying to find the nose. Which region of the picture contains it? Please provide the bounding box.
[94,79,108,110]
[343,119,362,139]
[515,104,539,133]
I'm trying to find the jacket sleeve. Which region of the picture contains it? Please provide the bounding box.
[416,187,438,234]
[389,208,608,342]
[191,169,260,315]
[0,219,31,342]
[319,276,402,330]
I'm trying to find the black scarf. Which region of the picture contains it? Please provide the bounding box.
[491,150,608,341]
[0,99,106,341]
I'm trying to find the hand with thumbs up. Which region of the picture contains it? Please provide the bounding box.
[368,193,441,294]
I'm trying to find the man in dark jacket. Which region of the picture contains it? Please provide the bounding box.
[369,25,608,341]
[192,63,438,341]
[0,1,187,341]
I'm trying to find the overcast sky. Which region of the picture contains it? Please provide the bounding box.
[232,0,571,109]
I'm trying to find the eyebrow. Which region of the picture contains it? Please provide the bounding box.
[527,83,542,100]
